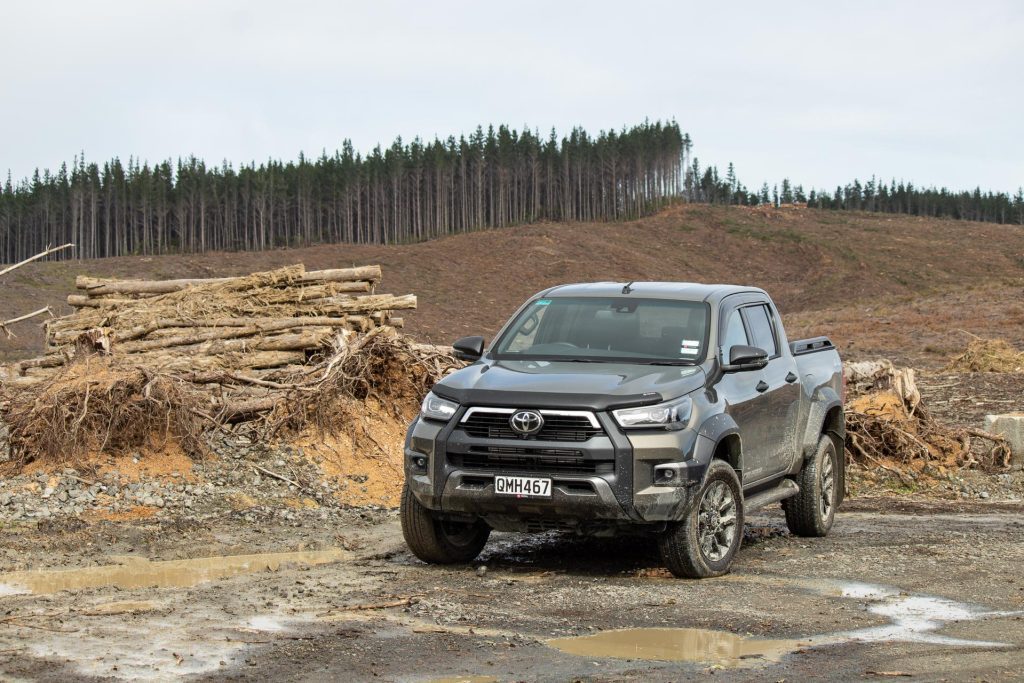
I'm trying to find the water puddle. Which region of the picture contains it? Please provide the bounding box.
[833,581,1017,648]
[548,627,802,666]
[546,577,1021,667]
[0,548,348,595]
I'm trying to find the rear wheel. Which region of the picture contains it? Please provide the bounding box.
[783,434,838,537]
[658,460,744,579]
[400,483,490,564]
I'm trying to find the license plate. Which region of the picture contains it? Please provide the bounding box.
[494,475,552,498]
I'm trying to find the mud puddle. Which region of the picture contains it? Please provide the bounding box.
[548,627,802,666]
[548,578,1019,668]
[0,548,348,595]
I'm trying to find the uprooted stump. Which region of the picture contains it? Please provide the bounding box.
[844,360,1011,486]
[3,358,209,465]
[1,327,463,467]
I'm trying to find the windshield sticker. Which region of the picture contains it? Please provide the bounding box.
[679,346,700,355]
[535,299,552,306]
[681,340,700,348]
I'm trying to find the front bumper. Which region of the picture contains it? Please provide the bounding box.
[404,408,709,527]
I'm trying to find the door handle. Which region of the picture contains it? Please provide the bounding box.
[785,372,798,383]
[756,380,769,393]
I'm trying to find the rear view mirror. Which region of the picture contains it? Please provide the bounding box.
[724,345,768,372]
[452,336,485,361]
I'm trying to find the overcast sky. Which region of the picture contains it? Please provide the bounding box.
[2,1,1021,192]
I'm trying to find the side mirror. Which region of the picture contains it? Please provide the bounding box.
[723,345,769,372]
[452,336,485,361]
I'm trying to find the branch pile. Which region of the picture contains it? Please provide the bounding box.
[0,264,463,465]
[946,337,1024,373]
[844,360,1010,485]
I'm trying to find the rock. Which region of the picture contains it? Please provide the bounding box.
[980,491,990,499]
[475,565,488,577]
[984,414,1024,469]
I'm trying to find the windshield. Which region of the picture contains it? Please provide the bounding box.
[493,296,710,364]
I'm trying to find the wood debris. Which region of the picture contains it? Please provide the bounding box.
[0,264,463,464]
[844,360,1011,484]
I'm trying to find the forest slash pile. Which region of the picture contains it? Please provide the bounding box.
[844,360,1011,488]
[0,264,462,468]
[946,337,1024,373]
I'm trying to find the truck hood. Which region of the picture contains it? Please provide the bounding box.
[430,359,707,411]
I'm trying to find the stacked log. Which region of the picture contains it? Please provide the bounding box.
[3,264,416,383]
[0,263,457,463]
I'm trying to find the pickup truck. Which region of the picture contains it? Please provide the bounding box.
[401,282,844,578]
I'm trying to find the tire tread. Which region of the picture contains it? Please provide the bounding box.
[400,483,489,564]
[658,460,744,579]
[784,435,836,537]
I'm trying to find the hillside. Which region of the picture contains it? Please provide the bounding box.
[2,204,1023,364]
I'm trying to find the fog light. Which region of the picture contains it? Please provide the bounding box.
[662,469,674,480]
[413,456,427,469]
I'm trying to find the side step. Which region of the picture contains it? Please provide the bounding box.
[743,479,800,512]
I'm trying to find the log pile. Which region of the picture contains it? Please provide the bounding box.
[0,264,463,464]
[8,264,413,382]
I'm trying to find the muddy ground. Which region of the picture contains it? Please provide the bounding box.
[0,496,1022,682]
[0,373,1022,681]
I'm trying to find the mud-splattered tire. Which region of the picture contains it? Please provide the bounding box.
[783,435,838,537]
[658,460,744,579]
[400,483,490,564]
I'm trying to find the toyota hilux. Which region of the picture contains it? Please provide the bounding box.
[401,282,844,578]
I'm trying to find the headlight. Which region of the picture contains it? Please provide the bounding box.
[421,392,459,421]
[613,395,692,429]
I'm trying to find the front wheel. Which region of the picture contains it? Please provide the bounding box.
[783,434,838,537]
[400,483,490,564]
[658,460,744,579]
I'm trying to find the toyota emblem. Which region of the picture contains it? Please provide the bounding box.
[509,410,544,436]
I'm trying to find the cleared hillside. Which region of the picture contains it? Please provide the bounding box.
[2,204,1023,362]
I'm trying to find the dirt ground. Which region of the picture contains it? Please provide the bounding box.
[0,498,1022,682]
[0,369,1022,682]
[2,205,1024,680]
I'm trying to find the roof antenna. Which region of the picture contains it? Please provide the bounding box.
[621,281,634,294]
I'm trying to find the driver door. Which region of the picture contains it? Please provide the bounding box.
[716,306,775,483]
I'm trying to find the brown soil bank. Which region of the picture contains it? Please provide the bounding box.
[3,204,1023,359]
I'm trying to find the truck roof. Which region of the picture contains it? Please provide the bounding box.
[540,281,766,304]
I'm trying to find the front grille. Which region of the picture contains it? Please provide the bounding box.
[450,448,612,475]
[461,412,602,442]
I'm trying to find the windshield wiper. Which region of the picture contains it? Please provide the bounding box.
[638,360,696,366]
[560,358,606,363]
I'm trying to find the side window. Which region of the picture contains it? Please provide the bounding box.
[743,305,779,357]
[720,309,749,356]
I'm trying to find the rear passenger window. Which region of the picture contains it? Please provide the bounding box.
[721,310,748,355]
[744,305,778,357]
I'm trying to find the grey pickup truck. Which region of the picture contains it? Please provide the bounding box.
[401,282,844,578]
